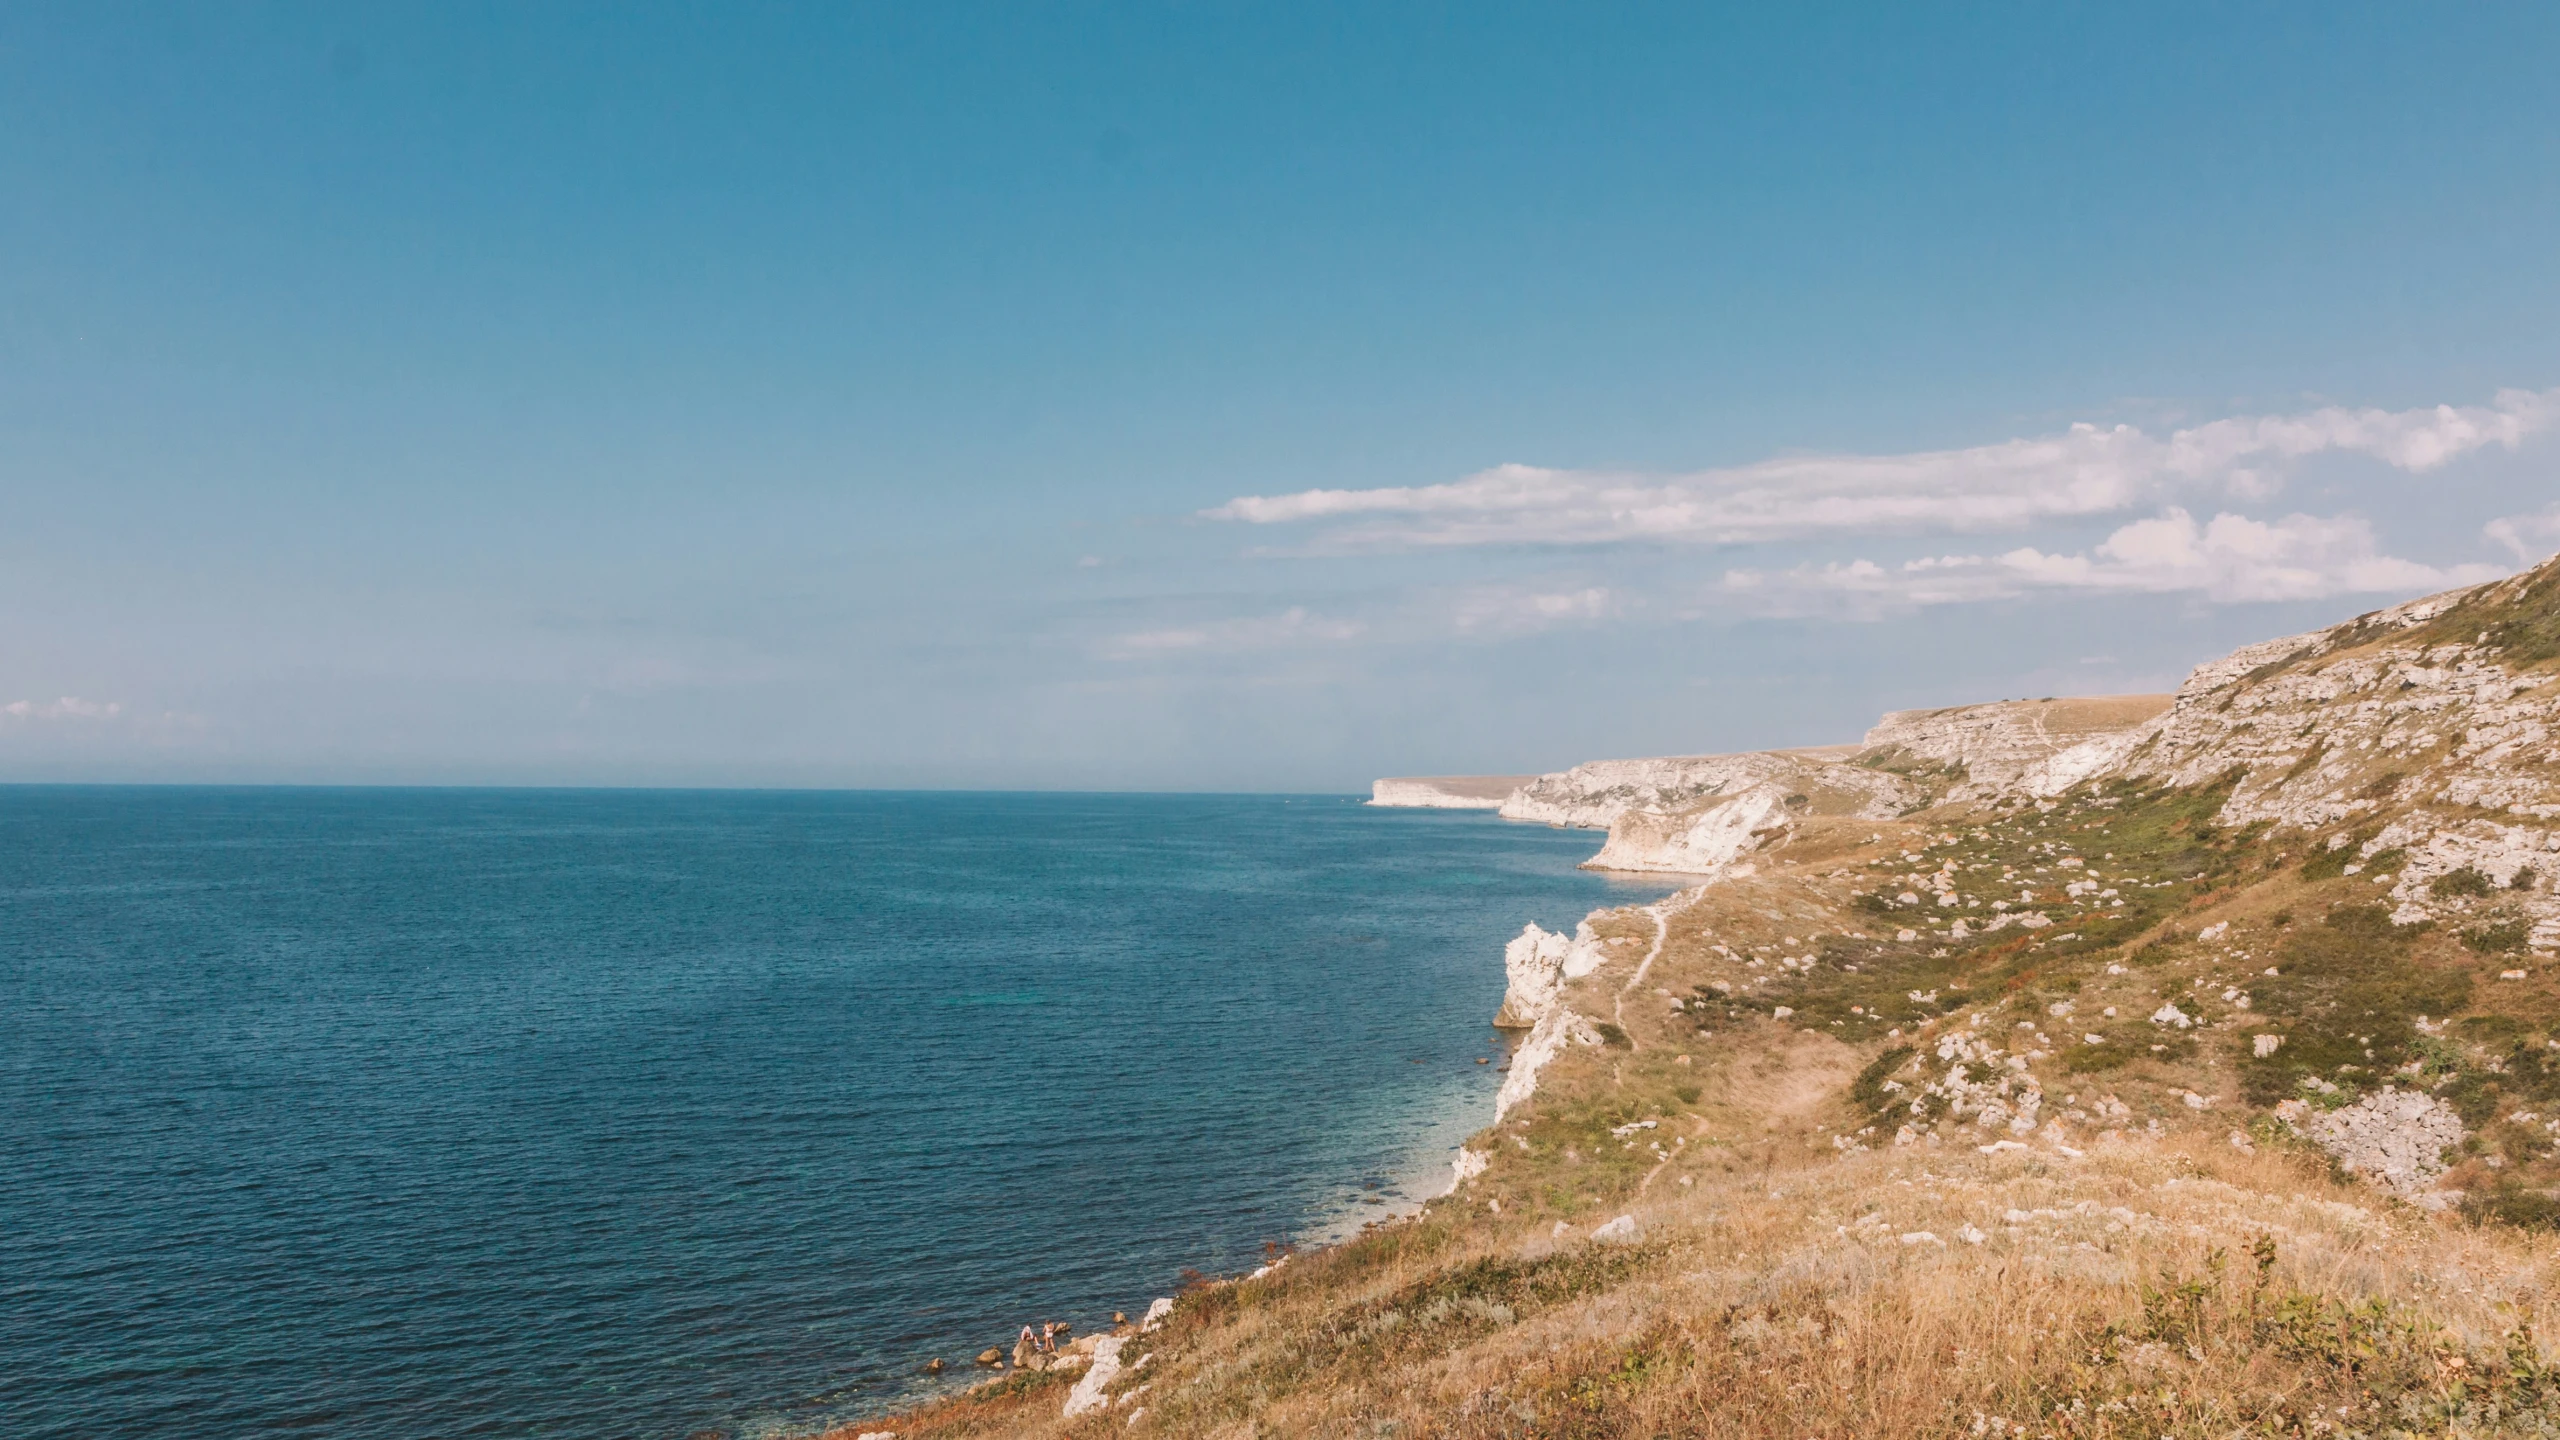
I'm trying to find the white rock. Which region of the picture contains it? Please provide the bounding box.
[1367,776,1533,809]
[1495,997,1604,1121]
[1590,1214,1640,1244]
[1449,1148,1488,1189]
[1062,1336,1124,1418]
[2286,1088,2466,1202]
[1140,1297,1174,1332]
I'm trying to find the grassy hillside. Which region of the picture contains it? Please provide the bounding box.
[828,558,2560,1440]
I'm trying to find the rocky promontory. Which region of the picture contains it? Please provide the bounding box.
[1366,775,1536,809]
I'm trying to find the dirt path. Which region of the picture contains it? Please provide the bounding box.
[1612,887,1699,1053]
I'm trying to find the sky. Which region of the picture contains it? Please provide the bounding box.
[3,2,2558,791]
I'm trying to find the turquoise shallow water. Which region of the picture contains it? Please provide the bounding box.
[1,788,1672,1439]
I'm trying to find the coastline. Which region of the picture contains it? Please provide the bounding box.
[830,556,2560,1438]
[780,804,1663,1437]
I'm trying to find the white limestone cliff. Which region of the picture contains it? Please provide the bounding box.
[1584,755,1919,874]
[1368,776,1536,809]
[1857,695,2174,803]
[1496,1000,1603,1121]
[1490,918,1612,1121]
[1493,920,1607,1028]
[1499,747,1862,828]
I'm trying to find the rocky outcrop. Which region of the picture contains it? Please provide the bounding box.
[1500,747,1863,828]
[1504,699,2168,875]
[2051,558,2560,943]
[1496,1001,1603,1122]
[1368,776,1536,809]
[1855,695,2174,803]
[1489,919,1613,1121]
[1584,753,1918,873]
[1493,921,1606,1028]
[2278,1089,2466,1205]
[1060,1335,1124,1417]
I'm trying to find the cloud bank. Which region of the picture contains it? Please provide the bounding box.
[2,697,123,721]
[1206,389,2558,551]
[1719,509,2510,616]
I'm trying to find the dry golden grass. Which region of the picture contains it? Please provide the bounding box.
[831,1131,2560,1440]
[823,711,2560,1440]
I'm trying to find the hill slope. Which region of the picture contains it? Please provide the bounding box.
[830,553,2560,1440]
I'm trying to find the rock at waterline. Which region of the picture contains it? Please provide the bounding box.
[925,1357,944,1373]
[975,1348,1002,1366]
[1112,1311,1127,1325]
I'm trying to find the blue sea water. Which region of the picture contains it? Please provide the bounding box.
[1,788,1671,1440]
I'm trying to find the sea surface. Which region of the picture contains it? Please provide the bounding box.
[1,788,1673,1440]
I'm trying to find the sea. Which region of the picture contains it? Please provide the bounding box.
[1,787,1675,1440]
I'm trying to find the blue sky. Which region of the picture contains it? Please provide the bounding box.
[4,2,2558,789]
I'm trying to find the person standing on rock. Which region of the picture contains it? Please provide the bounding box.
[1013,1325,1037,1370]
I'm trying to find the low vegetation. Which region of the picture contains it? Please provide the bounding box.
[822,559,2560,1439]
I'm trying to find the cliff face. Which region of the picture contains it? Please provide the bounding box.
[1580,752,1917,874]
[1498,747,1865,828]
[1857,694,2175,801]
[1559,697,2171,875]
[2094,567,2560,947]
[1367,776,1537,809]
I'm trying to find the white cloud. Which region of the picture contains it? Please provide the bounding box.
[2485,505,2560,562]
[1451,586,1616,634]
[1105,607,1366,658]
[1206,389,2558,550]
[1719,509,2508,616]
[2,696,123,720]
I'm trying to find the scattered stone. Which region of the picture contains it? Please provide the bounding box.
[2278,1088,2465,1203]
[1591,1214,1640,1244]
[976,1348,1003,1366]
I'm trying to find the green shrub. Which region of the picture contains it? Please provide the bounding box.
[2064,1042,2133,1073]
[2301,834,2373,882]
[1848,1045,1915,1119]
[2241,903,2467,1105]
[2463,917,2532,955]
[2433,866,2496,898]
